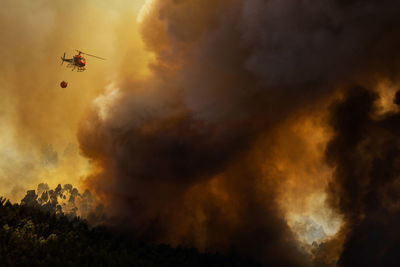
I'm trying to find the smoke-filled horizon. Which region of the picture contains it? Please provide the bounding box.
[2,0,400,265]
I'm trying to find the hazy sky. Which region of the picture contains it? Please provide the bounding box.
[0,0,149,201]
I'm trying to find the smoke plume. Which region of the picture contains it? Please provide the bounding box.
[325,86,400,266]
[74,0,400,265]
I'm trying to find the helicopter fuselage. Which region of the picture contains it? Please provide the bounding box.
[73,55,86,67]
[61,55,86,71]
[61,50,105,72]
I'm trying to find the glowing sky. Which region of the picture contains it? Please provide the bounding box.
[0,0,149,201]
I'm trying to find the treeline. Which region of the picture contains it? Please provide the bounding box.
[0,197,259,266]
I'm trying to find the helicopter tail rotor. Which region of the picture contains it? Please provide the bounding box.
[61,52,66,65]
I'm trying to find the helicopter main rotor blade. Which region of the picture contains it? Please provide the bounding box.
[75,50,106,60]
[85,53,106,60]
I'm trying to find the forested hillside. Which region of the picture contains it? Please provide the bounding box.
[0,197,258,266]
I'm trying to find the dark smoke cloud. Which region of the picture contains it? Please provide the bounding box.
[326,86,400,266]
[78,0,400,265]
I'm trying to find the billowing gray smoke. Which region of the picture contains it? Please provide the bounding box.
[78,0,400,265]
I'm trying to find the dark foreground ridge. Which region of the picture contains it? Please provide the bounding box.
[0,197,260,267]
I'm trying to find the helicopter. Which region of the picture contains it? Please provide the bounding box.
[61,50,106,72]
